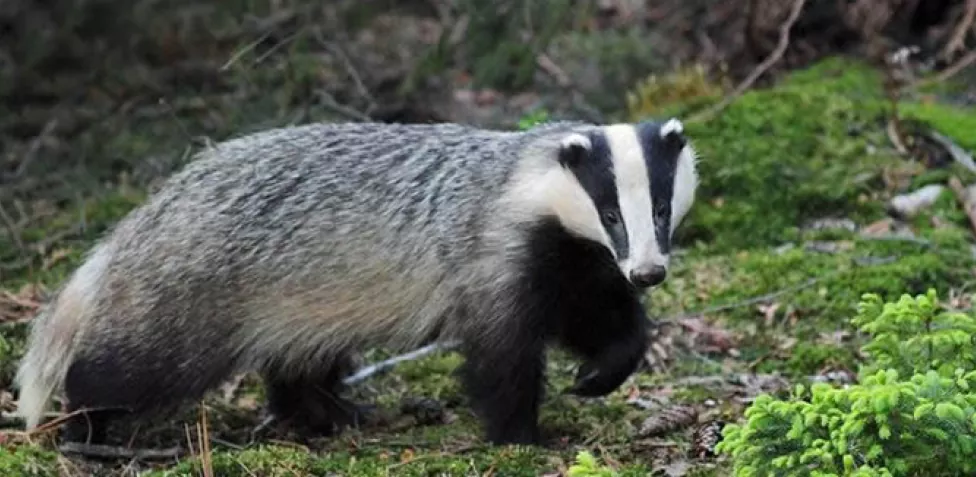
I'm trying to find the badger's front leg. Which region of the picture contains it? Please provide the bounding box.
[565,299,651,398]
[458,313,547,446]
[459,293,545,445]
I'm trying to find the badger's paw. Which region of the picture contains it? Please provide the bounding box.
[565,356,637,398]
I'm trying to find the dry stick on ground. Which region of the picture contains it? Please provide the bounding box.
[687,0,807,123]
[197,404,214,477]
[942,0,976,60]
[668,278,820,320]
[342,340,462,385]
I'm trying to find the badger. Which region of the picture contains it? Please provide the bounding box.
[14,118,698,446]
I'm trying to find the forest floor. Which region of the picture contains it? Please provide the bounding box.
[2,1,976,476]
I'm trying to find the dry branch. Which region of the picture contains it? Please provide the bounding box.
[927,48,976,86]
[689,0,807,123]
[942,0,976,60]
[669,278,820,320]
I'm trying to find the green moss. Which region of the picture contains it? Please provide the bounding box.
[777,56,886,96]
[0,445,59,477]
[643,56,974,253]
[651,228,974,377]
[901,101,976,150]
[144,445,314,477]
[142,443,649,477]
[670,67,894,251]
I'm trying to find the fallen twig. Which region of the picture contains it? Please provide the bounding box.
[670,278,820,320]
[343,340,461,386]
[917,48,976,88]
[887,119,909,155]
[57,442,185,461]
[197,404,214,477]
[688,0,807,123]
[219,31,273,71]
[941,0,976,61]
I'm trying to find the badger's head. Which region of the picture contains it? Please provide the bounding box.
[530,119,698,289]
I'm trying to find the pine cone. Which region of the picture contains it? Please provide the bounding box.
[691,420,726,458]
[638,405,698,437]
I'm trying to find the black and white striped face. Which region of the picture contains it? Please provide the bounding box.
[553,119,698,289]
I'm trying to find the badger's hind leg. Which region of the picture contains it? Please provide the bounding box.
[262,353,372,437]
[59,339,238,445]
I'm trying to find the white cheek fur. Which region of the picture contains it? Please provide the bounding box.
[671,145,699,233]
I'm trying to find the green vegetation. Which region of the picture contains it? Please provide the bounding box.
[717,290,976,476]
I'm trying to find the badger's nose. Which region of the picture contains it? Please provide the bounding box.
[630,265,667,288]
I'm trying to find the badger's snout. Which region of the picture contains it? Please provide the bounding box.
[629,263,667,289]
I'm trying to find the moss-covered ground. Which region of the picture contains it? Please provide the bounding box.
[1,54,975,476]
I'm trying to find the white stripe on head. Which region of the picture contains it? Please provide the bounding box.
[602,124,665,276]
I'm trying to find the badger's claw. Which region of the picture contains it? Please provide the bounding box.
[565,362,625,397]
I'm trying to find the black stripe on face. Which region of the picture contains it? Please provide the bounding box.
[559,131,629,261]
[636,122,684,255]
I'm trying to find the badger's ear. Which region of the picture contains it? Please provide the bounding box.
[558,133,591,167]
[659,118,686,150]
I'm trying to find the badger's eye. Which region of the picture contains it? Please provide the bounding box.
[603,210,621,225]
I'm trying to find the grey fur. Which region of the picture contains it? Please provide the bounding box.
[14,120,619,431]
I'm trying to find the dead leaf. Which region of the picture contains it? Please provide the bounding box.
[0,283,45,323]
[679,317,736,353]
[41,248,71,270]
[861,218,894,236]
[758,302,780,326]
[400,448,415,462]
[777,337,798,352]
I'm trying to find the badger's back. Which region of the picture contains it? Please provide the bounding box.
[108,123,545,357]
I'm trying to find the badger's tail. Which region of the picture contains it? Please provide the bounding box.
[14,243,113,430]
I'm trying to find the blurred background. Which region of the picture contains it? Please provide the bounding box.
[2,0,973,205]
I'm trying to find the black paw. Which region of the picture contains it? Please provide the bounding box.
[565,362,628,397]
